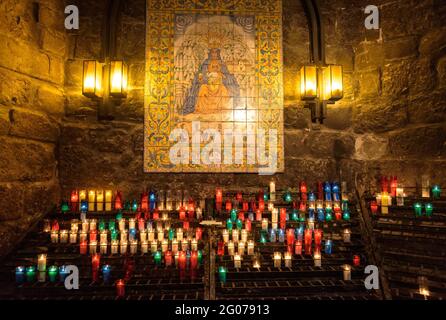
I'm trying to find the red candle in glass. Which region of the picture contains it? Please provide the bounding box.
[165,251,173,266]
[179,207,186,220]
[80,240,87,255]
[381,176,389,193]
[183,220,190,230]
[390,176,397,197]
[287,244,293,254]
[141,192,149,212]
[238,212,245,221]
[295,240,302,255]
[114,191,123,210]
[245,219,251,232]
[216,188,223,204]
[286,229,295,245]
[317,182,324,200]
[300,181,308,201]
[258,199,265,212]
[152,209,159,220]
[191,251,198,269]
[225,201,232,211]
[70,190,79,211]
[299,202,306,212]
[195,228,203,240]
[251,201,257,211]
[138,218,145,231]
[242,201,248,212]
[353,255,360,266]
[89,230,97,242]
[280,208,287,229]
[116,279,125,298]
[314,229,322,247]
[92,254,100,281]
[335,209,342,221]
[255,209,262,221]
[217,241,225,256]
[304,229,312,246]
[52,220,60,231]
[370,201,378,214]
[179,251,187,270]
[236,192,243,202]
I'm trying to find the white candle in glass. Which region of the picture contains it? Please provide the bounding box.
[273,252,281,268]
[79,231,87,243]
[162,239,168,252]
[191,239,198,251]
[118,219,126,231]
[238,241,245,256]
[140,231,147,242]
[89,241,97,254]
[313,252,321,267]
[50,230,59,243]
[181,240,188,252]
[272,208,278,223]
[120,230,128,243]
[234,253,241,268]
[232,229,239,243]
[157,230,164,242]
[111,240,119,255]
[100,231,108,243]
[70,231,77,244]
[222,230,229,243]
[247,240,254,255]
[129,218,136,230]
[130,240,138,255]
[343,228,351,243]
[89,219,97,231]
[71,220,79,233]
[285,252,292,268]
[81,221,89,233]
[37,254,47,272]
[177,228,183,241]
[241,229,248,243]
[151,241,158,253]
[141,240,148,254]
[60,230,68,243]
[343,264,351,280]
[100,242,107,255]
[261,219,268,231]
[172,239,178,253]
[148,230,155,242]
[228,241,235,256]
[269,181,276,201]
[120,241,128,255]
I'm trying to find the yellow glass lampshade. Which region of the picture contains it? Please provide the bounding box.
[82,60,103,98]
[300,65,318,100]
[109,60,128,97]
[322,65,343,101]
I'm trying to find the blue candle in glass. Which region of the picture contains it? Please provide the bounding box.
[269,229,276,242]
[149,191,156,210]
[278,229,285,243]
[296,226,304,241]
[16,266,25,284]
[324,182,332,193]
[102,265,111,283]
[80,200,88,213]
[324,192,332,201]
[317,208,325,222]
[333,193,340,201]
[342,201,349,212]
[308,208,315,220]
[324,240,333,254]
[309,192,316,201]
[332,182,340,194]
[59,265,68,282]
[129,228,137,241]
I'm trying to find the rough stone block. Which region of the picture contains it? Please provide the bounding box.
[384,37,418,60]
[357,69,381,97]
[0,183,24,221]
[0,137,56,182]
[419,27,446,57]
[40,28,66,56]
[323,104,352,130]
[354,134,389,160]
[9,107,60,142]
[284,103,309,129]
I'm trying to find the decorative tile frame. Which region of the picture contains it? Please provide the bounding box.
[144,0,284,173]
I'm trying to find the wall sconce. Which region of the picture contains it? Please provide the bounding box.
[300,64,343,123]
[82,60,103,98]
[82,59,128,119]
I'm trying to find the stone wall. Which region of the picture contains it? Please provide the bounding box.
[0,0,65,255]
[60,0,446,200]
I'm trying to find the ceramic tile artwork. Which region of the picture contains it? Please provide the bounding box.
[144,0,284,172]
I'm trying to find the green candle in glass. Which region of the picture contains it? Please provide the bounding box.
[197,250,203,264]
[236,219,243,230]
[230,209,237,222]
[260,233,267,244]
[425,203,433,216]
[48,265,58,282]
[109,220,116,231]
[218,266,227,284]
[414,202,422,216]
[26,266,36,282]
[431,185,441,199]
[154,251,162,265]
[291,209,299,221]
[226,219,233,231]
[168,228,175,241]
[343,210,350,221]
[299,213,306,223]
[326,211,333,222]
[111,229,119,241]
[131,200,138,212]
[124,201,131,211]
[98,219,106,232]
[61,201,70,213]
[116,211,123,221]
[283,191,292,203]
[263,193,269,201]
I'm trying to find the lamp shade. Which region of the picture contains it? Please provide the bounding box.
[82,60,103,98]
[300,65,318,100]
[322,65,343,101]
[110,60,128,97]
